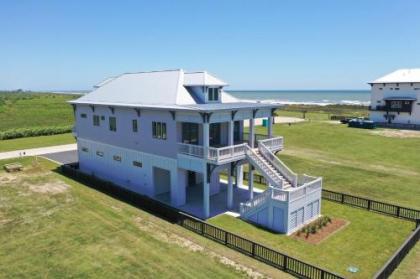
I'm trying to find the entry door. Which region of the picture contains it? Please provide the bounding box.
[187,171,196,187]
[210,123,221,146]
[234,121,241,143]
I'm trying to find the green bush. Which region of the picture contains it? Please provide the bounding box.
[0,126,73,140]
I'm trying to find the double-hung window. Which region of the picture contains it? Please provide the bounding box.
[208,88,219,101]
[152,122,167,140]
[93,115,100,126]
[132,119,138,132]
[109,117,117,132]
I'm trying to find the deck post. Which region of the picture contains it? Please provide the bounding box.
[203,122,209,159]
[227,165,233,209]
[235,164,243,188]
[249,118,255,148]
[203,164,210,219]
[267,116,273,138]
[248,165,254,200]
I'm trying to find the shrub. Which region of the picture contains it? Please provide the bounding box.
[0,125,73,140]
[310,225,317,234]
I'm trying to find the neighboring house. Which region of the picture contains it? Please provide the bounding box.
[369,69,420,126]
[70,69,322,234]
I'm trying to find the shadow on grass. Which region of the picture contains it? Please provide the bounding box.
[53,164,189,224]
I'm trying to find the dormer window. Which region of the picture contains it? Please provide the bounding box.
[208,88,220,101]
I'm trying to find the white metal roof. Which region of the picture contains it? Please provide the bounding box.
[184,71,228,86]
[370,69,420,84]
[70,69,280,112]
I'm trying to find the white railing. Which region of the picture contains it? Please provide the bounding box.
[258,137,284,151]
[245,145,284,186]
[177,143,204,158]
[258,142,298,187]
[178,142,247,163]
[240,188,272,215]
[289,177,322,201]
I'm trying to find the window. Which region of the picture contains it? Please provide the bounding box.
[390,101,402,109]
[152,122,167,140]
[93,115,100,126]
[132,161,142,168]
[113,155,122,162]
[96,151,104,157]
[395,88,400,90]
[109,117,117,132]
[101,115,105,120]
[80,113,87,118]
[208,88,220,101]
[132,119,138,132]
[81,147,88,152]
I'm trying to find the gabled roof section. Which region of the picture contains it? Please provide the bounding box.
[370,69,420,84]
[73,69,196,106]
[184,71,228,86]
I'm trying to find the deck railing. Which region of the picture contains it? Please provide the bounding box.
[178,142,247,163]
[258,137,284,151]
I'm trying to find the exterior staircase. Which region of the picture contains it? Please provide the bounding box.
[240,138,323,234]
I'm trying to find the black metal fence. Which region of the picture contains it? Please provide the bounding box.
[179,213,344,279]
[374,224,420,279]
[59,164,343,279]
[322,189,420,222]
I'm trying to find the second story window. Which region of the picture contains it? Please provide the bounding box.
[80,113,87,118]
[132,119,138,132]
[152,122,167,140]
[109,117,117,132]
[208,88,219,101]
[93,115,100,126]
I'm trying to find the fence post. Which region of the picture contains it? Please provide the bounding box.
[224,231,228,245]
[201,222,204,235]
[251,242,255,257]
[284,255,288,271]
[341,193,344,204]
[321,270,325,279]
[396,206,400,218]
[367,200,371,210]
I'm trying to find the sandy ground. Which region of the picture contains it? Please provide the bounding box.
[370,129,420,139]
[243,116,305,127]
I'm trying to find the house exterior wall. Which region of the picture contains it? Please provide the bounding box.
[370,83,420,125]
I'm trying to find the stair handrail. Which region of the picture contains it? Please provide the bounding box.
[240,187,272,215]
[258,141,298,187]
[245,145,284,187]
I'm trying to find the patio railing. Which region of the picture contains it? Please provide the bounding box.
[258,136,284,151]
[178,142,248,164]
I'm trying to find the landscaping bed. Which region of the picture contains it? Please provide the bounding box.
[293,216,349,244]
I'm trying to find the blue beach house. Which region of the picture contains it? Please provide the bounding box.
[70,69,322,234]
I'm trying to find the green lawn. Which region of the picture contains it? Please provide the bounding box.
[209,201,414,279]
[0,157,290,279]
[0,133,75,152]
[254,121,420,209]
[0,92,76,131]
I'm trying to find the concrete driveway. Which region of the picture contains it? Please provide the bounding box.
[40,150,78,165]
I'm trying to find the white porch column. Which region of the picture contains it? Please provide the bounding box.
[235,164,243,188]
[228,120,234,146]
[248,165,254,199]
[249,118,255,148]
[171,168,186,206]
[267,116,273,138]
[203,164,210,219]
[227,164,233,209]
[203,122,209,158]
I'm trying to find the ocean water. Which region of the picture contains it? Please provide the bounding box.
[227,90,370,106]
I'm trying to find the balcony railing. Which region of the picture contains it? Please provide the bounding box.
[177,142,248,164]
[258,137,284,152]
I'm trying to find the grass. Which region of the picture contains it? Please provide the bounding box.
[0,92,76,131]
[391,242,420,279]
[0,157,291,279]
[209,201,415,279]
[253,121,420,209]
[0,133,75,152]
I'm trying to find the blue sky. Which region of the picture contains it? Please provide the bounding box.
[1,0,419,90]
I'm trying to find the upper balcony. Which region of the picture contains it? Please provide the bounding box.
[178,136,283,164]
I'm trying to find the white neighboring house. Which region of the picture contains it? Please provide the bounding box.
[70,69,322,234]
[369,69,420,126]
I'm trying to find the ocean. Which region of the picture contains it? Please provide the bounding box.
[227,90,370,106]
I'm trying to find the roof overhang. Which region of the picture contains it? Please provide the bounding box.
[383,97,417,101]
